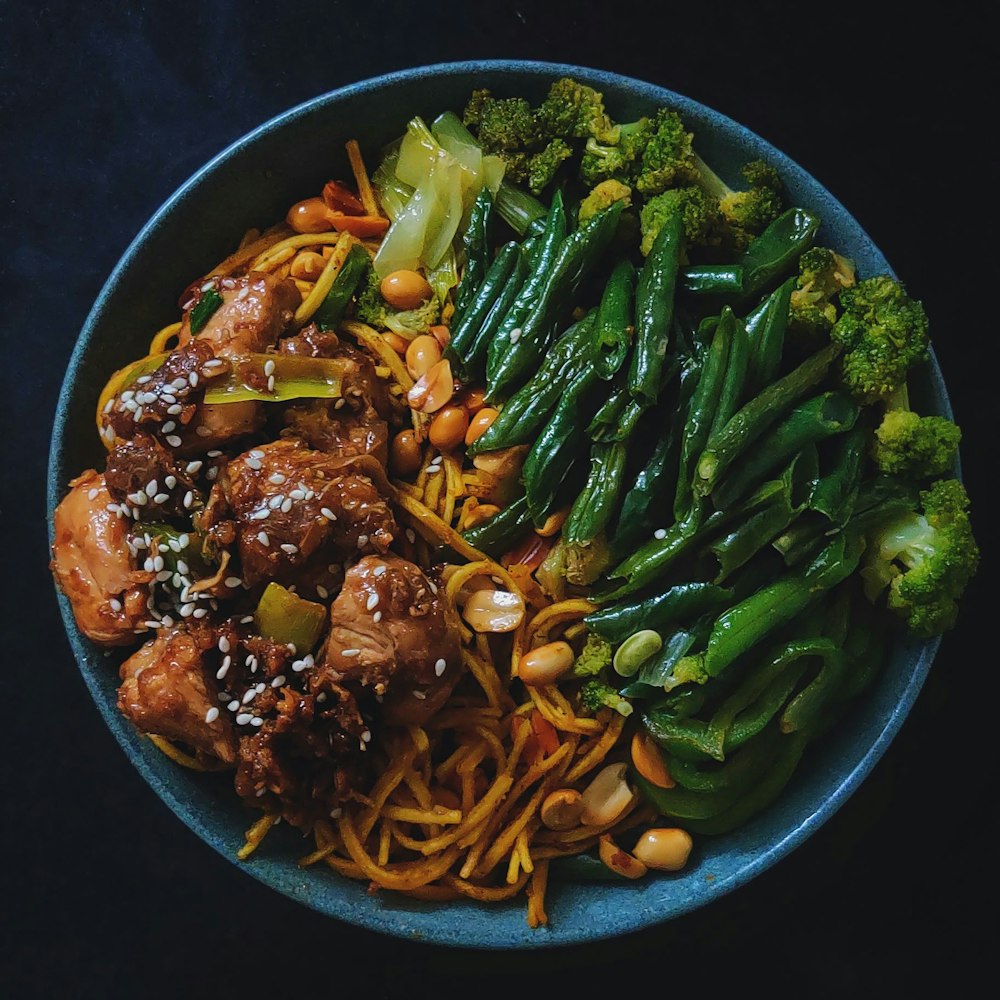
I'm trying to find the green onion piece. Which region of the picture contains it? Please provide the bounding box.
[188,289,224,335]
[203,355,348,404]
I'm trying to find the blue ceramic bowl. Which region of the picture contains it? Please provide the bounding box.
[48,60,947,948]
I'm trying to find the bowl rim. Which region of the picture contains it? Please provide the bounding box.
[47,58,946,949]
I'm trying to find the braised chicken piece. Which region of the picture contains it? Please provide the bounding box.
[280,326,397,465]
[178,272,299,357]
[118,624,237,763]
[320,555,463,727]
[101,341,227,449]
[50,470,151,645]
[104,432,203,518]
[223,440,396,588]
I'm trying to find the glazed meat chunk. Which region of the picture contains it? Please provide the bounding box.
[280,326,396,464]
[320,555,463,726]
[104,432,203,518]
[118,625,237,763]
[179,272,299,357]
[224,440,396,587]
[50,470,150,645]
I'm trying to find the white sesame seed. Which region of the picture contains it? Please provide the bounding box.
[193,607,208,618]
[162,421,176,434]
[357,534,369,548]
[160,615,174,627]
[186,461,202,475]
[207,450,222,458]
[372,611,382,623]
[268,473,286,485]
[225,576,243,588]
[166,435,183,447]
[205,707,220,723]
[435,658,447,677]
[268,495,284,510]
[164,475,177,489]
[167,404,183,415]
[189,372,199,387]
[263,360,275,377]
[88,488,99,500]
[509,327,522,343]
[182,491,194,509]
[361,730,372,743]
[242,689,256,705]
[405,529,416,544]
[304,490,315,501]
[271,675,286,688]
[342,648,360,657]
[152,555,165,572]
[280,543,298,555]
[413,690,427,700]
[317,692,328,703]
[246,458,262,471]
[179,603,194,617]
[176,560,189,574]
[250,717,263,727]
[218,636,230,653]
[280,498,293,513]
[257,531,270,546]
[236,713,252,725]
[316,585,329,599]
[320,507,337,521]
[241,615,254,624]
[373,565,386,577]
[137,376,152,385]
[250,508,270,521]
[144,620,163,629]
[291,659,306,673]
[228,700,240,711]
[206,467,218,481]
[427,464,441,474]
[216,657,231,680]
[366,593,379,611]
[267,375,275,392]
[130,491,148,506]
[153,493,169,504]
[289,489,305,500]
[109,598,122,612]
[654,528,667,540]
[255,682,266,693]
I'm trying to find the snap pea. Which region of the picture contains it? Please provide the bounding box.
[743,277,794,397]
[468,312,596,455]
[630,210,683,406]
[452,188,494,325]
[564,442,628,545]
[780,646,849,734]
[664,723,789,794]
[312,243,370,332]
[460,493,533,559]
[680,264,745,296]
[485,190,567,397]
[585,582,734,646]
[693,342,840,498]
[488,198,623,401]
[445,240,520,379]
[711,392,860,509]
[594,259,636,380]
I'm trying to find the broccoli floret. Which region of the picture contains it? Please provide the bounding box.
[861,478,979,636]
[527,138,573,194]
[572,634,613,677]
[639,185,719,257]
[354,265,440,336]
[634,109,699,197]
[579,119,654,187]
[578,179,632,224]
[831,276,930,404]
[718,160,784,234]
[787,247,858,349]
[462,89,491,129]
[580,679,633,717]
[464,90,538,151]
[537,77,618,144]
[872,410,961,479]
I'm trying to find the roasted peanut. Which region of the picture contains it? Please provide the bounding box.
[540,789,585,831]
[632,828,693,871]
[518,641,575,686]
[381,269,432,311]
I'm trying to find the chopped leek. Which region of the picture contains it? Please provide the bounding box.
[254,582,327,652]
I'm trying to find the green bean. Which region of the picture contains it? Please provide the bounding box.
[630,210,683,405]
[594,259,636,380]
[667,723,788,793]
[711,392,860,509]
[708,307,751,438]
[586,583,733,645]
[467,312,596,455]
[445,240,520,379]
[460,493,533,558]
[680,263,745,296]
[809,426,868,526]
[452,188,494,325]
[743,277,794,397]
[564,442,628,545]
[693,342,840,497]
[740,207,821,298]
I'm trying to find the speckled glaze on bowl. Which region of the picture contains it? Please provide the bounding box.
[47,60,948,949]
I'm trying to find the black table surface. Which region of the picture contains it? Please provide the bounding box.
[2,3,992,994]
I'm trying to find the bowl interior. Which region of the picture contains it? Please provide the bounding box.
[48,60,944,948]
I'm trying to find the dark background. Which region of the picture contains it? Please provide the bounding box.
[2,2,991,995]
